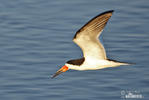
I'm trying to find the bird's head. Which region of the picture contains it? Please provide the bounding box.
[51,58,84,78]
[51,65,69,79]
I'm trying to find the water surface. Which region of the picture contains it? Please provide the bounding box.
[0,0,149,100]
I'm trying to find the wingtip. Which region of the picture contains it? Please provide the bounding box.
[104,10,114,14]
[96,10,114,17]
[109,10,114,13]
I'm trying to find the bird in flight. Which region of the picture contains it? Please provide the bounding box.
[52,10,129,78]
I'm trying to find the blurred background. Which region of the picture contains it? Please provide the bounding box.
[0,0,149,100]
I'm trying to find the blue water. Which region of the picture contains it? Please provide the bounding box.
[0,0,149,100]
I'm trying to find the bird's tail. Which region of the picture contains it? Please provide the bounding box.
[108,59,133,67]
[118,62,132,66]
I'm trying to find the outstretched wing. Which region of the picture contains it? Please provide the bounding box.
[73,10,114,60]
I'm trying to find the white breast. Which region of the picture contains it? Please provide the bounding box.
[66,58,111,70]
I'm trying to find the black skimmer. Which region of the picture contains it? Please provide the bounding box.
[52,10,129,78]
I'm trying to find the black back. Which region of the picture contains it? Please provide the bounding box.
[66,57,85,66]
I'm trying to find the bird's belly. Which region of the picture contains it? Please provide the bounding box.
[78,60,111,70]
[67,59,121,71]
